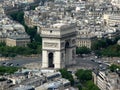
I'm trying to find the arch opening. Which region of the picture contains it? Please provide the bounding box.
[48,52,54,68]
[65,41,69,49]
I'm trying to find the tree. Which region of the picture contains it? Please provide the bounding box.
[10,11,24,24]
[59,68,74,85]
[113,36,120,44]
[75,69,92,83]
[91,39,106,50]
[101,44,120,57]
[34,34,42,43]
[36,45,42,54]
[0,42,6,47]
[94,50,102,57]
[86,80,100,90]
[0,66,19,75]
[77,84,82,90]
[76,46,91,55]
[109,64,120,72]
[27,42,38,49]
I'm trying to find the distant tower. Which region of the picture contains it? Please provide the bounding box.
[41,22,76,69]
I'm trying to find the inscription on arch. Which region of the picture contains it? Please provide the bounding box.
[44,42,58,48]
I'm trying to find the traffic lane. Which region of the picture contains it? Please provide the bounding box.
[76,57,108,69]
[0,57,41,66]
[76,57,99,65]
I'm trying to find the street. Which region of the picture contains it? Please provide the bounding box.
[0,56,41,67]
[0,55,108,70]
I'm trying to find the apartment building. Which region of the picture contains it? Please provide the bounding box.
[93,70,120,90]
[6,35,30,47]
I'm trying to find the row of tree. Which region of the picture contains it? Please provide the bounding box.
[91,37,120,57]
[76,37,120,57]
[0,66,19,75]
[91,38,116,50]
[0,42,42,57]
[76,46,91,56]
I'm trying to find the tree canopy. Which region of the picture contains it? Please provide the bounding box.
[91,38,120,57]
[0,66,19,75]
[109,64,120,72]
[75,69,100,90]
[91,38,114,51]
[75,69,92,83]
[76,46,91,55]
[84,80,100,90]
[59,68,74,85]
[0,42,42,57]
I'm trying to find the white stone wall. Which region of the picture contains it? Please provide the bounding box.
[42,50,48,68]
[42,37,76,69]
[54,51,61,68]
[41,29,60,37]
[42,38,61,50]
[41,23,76,69]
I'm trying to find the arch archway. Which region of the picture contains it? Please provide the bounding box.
[48,52,54,68]
[65,41,69,49]
[65,41,70,67]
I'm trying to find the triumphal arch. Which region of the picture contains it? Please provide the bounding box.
[41,22,76,69]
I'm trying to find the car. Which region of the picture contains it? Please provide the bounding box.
[104,63,111,66]
[97,61,102,64]
[7,63,13,66]
[68,71,72,74]
[16,64,19,66]
[99,64,103,67]
[2,62,8,66]
[117,60,120,63]
[91,59,95,62]
[2,62,6,65]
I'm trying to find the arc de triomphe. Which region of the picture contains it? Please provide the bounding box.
[41,22,76,69]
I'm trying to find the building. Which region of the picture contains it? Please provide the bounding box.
[6,35,30,47]
[92,70,120,90]
[76,29,96,48]
[14,85,35,90]
[41,21,76,69]
[0,77,13,90]
[35,78,71,90]
[103,14,120,26]
[76,37,96,48]
[111,0,120,8]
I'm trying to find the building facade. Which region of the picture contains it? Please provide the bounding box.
[92,70,120,90]
[6,35,30,47]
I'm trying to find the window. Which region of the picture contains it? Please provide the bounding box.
[61,53,64,60]
[50,30,52,33]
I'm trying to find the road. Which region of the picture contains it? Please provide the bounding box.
[68,56,109,70]
[0,55,108,70]
[0,56,41,67]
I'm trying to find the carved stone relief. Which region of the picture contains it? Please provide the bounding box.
[44,42,58,48]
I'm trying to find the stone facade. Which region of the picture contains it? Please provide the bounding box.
[93,70,120,90]
[41,22,76,69]
[6,36,30,47]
